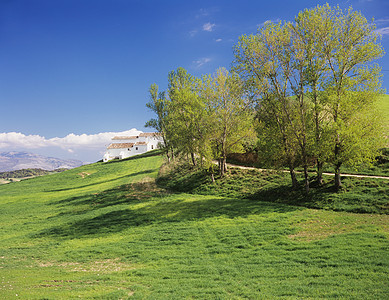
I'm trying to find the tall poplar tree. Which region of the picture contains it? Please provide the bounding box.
[320,6,384,190]
[167,67,210,166]
[234,4,385,191]
[201,68,255,176]
[291,5,334,185]
[145,83,173,162]
[234,22,305,189]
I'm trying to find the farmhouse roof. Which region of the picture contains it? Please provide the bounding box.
[107,143,134,149]
[135,142,147,145]
[112,136,139,140]
[139,132,161,137]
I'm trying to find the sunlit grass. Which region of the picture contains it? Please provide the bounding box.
[0,152,388,298]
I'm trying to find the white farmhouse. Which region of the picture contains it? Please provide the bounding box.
[103,132,163,162]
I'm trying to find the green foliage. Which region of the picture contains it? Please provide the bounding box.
[145,83,173,160]
[201,68,256,175]
[167,67,210,164]
[234,4,385,191]
[376,94,389,145]
[146,67,257,175]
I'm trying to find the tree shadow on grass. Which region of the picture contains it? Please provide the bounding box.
[156,164,208,193]
[37,187,300,239]
[246,177,388,214]
[245,181,335,209]
[47,169,158,192]
[51,180,169,213]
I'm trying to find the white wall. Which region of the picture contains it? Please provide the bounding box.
[104,148,133,161]
[146,136,163,151]
[134,144,147,153]
[103,133,164,162]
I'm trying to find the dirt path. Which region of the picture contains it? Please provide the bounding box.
[225,163,389,180]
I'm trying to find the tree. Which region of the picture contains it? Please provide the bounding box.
[145,83,173,162]
[255,98,300,187]
[167,67,210,166]
[291,4,334,185]
[234,22,304,189]
[234,4,385,192]
[201,68,255,176]
[319,6,384,190]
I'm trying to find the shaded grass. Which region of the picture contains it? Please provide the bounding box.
[157,162,389,214]
[228,147,389,177]
[0,153,388,298]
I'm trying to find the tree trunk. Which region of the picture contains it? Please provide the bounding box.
[316,160,323,185]
[210,172,215,183]
[301,139,310,194]
[303,165,309,194]
[334,162,342,191]
[313,85,323,186]
[282,133,297,189]
[334,139,342,191]
[166,151,170,163]
[191,152,196,166]
[289,167,298,189]
[286,153,298,189]
[220,158,225,177]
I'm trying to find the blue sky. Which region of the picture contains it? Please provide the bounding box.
[1,0,388,162]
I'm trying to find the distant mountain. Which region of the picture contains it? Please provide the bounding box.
[0,151,84,172]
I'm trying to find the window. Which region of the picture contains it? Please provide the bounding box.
[151,145,154,149]
[136,147,138,150]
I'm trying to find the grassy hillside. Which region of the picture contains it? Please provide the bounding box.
[0,152,388,298]
[158,162,389,214]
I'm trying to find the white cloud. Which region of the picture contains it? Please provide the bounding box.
[373,17,389,36]
[0,128,141,162]
[376,26,389,36]
[0,129,143,160]
[195,7,219,19]
[203,22,215,32]
[196,8,210,18]
[189,29,198,37]
[0,132,48,149]
[374,17,389,25]
[215,38,222,42]
[193,57,211,68]
[258,18,281,28]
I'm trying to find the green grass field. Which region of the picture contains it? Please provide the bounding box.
[0,151,388,299]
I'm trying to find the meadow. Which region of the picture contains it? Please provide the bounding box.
[0,149,388,299]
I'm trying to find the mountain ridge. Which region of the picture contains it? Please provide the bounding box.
[0,151,84,172]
